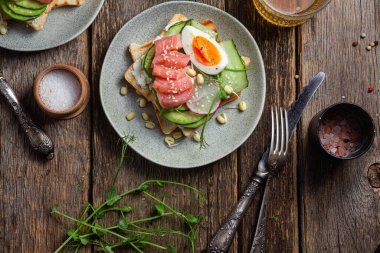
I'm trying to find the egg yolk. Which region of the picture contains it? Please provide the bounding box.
[192,36,222,66]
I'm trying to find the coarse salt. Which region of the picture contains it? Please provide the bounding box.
[39,70,81,112]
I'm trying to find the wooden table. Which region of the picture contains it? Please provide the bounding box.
[1,0,379,252]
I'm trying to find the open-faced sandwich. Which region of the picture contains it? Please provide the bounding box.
[0,0,85,34]
[124,14,250,147]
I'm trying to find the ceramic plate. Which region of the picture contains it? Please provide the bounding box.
[0,0,104,51]
[100,1,266,169]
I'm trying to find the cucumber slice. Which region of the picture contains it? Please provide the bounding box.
[143,45,155,76]
[15,0,47,10]
[162,110,204,125]
[165,20,191,37]
[165,19,218,40]
[7,0,46,17]
[218,40,248,93]
[0,0,38,21]
[190,20,218,40]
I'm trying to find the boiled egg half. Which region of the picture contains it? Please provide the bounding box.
[181,26,228,75]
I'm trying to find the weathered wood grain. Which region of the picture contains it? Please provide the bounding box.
[299,0,380,252]
[0,34,91,252]
[225,1,298,252]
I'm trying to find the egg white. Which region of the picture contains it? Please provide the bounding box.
[181,26,228,75]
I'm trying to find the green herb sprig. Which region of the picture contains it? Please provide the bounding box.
[52,135,205,253]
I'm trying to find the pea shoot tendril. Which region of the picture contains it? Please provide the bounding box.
[52,134,204,253]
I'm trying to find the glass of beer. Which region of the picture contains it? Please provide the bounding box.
[253,0,331,27]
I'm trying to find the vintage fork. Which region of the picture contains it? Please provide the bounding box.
[0,70,54,160]
[207,106,289,253]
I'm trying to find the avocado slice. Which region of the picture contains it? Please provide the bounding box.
[0,0,39,21]
[7,0,46,17]
[181,116,209,129]
[162,111,204,125]
[15,0,47,10]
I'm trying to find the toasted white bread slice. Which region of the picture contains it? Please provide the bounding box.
[124,14,249,138]
[27,0,85,30]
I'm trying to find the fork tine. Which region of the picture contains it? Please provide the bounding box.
[270,106,275,153]
[279,107,285,155]
[284,108,289,154]
[275,106,280,154]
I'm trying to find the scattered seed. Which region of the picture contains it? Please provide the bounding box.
[241,56,251,66]
[366,46,372,51]
[370,42,375,47]
[238,101,247,112]
[139,98,147,108]
[0,25,7,35]
[142,112,150,121]
[186,68,197,77]
[352,41,358,47]
[164,136,175,146]
[224,85,234,95]
[193,131,201,142]
[360,33,366,39]
[196,74,204,85]
[173,131,183,140]
[119,86,128,96]
[216,113,228,124]
[374,41,379,46]
[145,121,155,129]
[126,112,136,121]
[342,95,346,99]
[295,75,300,79]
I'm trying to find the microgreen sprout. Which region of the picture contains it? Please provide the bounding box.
[52,135,204,253]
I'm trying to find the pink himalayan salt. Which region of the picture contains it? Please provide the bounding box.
[319,112,362,158]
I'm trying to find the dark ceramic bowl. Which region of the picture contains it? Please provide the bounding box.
[309,102,375,160]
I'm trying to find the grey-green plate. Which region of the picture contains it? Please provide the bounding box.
[0,0,104,52]
[100,1,266,169]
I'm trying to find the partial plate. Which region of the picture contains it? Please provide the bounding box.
[0,0,104,52]
[100,1,266,169]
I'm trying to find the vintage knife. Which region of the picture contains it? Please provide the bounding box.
[250,72,326,253]
[0,72,54,160]
[207,72,325,253]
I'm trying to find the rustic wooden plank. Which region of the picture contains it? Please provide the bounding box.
[225,1,298,252]
[0,34,91,252]
[91,0,242,252]
[299,0,380,252]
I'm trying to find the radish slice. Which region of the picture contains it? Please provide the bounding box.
[186,81,221,115]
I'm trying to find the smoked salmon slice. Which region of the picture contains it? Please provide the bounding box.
[156,86,195,109]
[153,76,194,94]
[152,51,190,69]
[154,34,183,56]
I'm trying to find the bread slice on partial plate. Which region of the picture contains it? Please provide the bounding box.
[28,0,85,30]
[124,14,248,137]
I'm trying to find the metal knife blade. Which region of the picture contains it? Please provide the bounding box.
[250,72,325,253]
[287,72,326,139]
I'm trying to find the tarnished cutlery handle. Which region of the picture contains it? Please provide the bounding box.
[0,77,54,160]
[207,176,266,253]
[250,176,271,253]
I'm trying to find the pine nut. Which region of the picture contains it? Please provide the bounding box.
[145,121,155,129]
[165,136,175,146]
[216,113,227,124]
[241,56,251,67]
[139,98,147,108]
[126,112,136,121]
[238,101,247,112]
[193,131,201,142]
[141,112,150,121]
[196,74,204,85]
[186,68,197,77]
[224,85,234,95]
[173,131,183,140]
[119,86,128,96]
[0,25,7,35]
